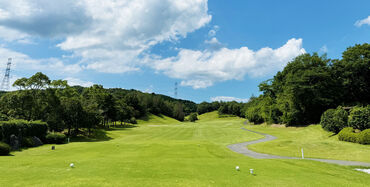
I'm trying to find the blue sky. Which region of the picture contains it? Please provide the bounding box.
[0,0,369,103]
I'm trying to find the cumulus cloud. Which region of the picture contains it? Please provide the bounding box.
[0,47,82,76]
[204,37,223,51]
[64,77,94,87]
[0,0,212,74]
[0,0,92,38]
[152,38,306,89]
[355,16,370,27]
[319,45,328,53]
[0,26,30,43]
[211,96,249,103]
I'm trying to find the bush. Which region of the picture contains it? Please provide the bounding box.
[46,132,67,144]
[21,137,35,147]
[130,117,137,124]
[338,127,370,144]
[189,113,198,122]
[27,121,48,140]
[0,120,27,143]
[0,142,10,155]
[358,129,370,145]
[348,106,370,131]
[0,120,48,143]
[320,107,348,133]
[338,127,357,142]
[245,106,264,124]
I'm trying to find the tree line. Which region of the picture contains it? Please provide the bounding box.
[0,73,197,136]
[195,43,369,127]
[245,43,369,126]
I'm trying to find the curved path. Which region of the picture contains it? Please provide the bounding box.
[227,127,370,167]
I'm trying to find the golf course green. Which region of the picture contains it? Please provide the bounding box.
[0,112,369,186]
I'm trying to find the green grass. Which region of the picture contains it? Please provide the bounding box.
[0,113,369,186]
[137,113,180,125]
[246,124,370,162]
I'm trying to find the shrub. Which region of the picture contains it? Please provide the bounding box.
[0,125,2,141]
[46,132,67,144]
[348,106,370,131]
[338,127,357,142]
[338,127,370,144]
[245,106,264,124]
[21,137,35,148]
[0,120,27,143]
[0,120,48,143]
[358,129,370,145]
[130,117,137,124]
[0,142,10,155]
[26,121,48,140]
[189,113,198,122]
[320,107,348,133]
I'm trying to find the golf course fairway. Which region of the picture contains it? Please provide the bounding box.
[0,112,369,186]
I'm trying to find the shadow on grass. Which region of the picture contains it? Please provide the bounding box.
[70,129,113,142]
[139,113,165,122]
[70,125,139,142]
[105,124,138,131]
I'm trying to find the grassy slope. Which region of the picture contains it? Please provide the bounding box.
[246,124,370,162]
[0,112,368,186]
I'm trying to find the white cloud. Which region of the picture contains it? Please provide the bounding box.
[208,29,216,37]
[319,45,328,53]
[0,26,30,43]
[0,47,82,76]
[211,96,249,103]
[0,0,212,74]
[152,38,306,89]
[64,77,94,87]
[208,25,219,37]
[204,37,223,51]
[355,16,370,27]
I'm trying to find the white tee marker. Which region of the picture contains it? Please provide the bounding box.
[301,148,304,159]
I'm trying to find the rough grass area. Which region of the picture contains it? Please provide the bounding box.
[247,124,370,162]
[0,113,369,186]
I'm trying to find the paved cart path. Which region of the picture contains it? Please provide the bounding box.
[227,127,370,167]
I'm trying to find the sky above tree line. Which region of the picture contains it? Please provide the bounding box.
[0,0,369,103]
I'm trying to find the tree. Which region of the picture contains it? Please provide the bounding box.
[173,103,185,121]
[333,43,370,105]
[60,93,84,136]
[189,113,198,122]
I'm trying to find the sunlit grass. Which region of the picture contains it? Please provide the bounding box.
[0,113,368,186]
[247,124,370,162]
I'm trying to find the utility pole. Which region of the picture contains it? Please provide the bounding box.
[0,58,12,91]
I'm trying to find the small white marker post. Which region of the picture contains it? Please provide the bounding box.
[301,148,304,159]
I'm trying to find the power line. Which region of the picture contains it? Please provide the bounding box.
[0,58,12,91]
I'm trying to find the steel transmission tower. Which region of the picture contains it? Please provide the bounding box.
[174,82,178,98]
[0,58,12,91]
